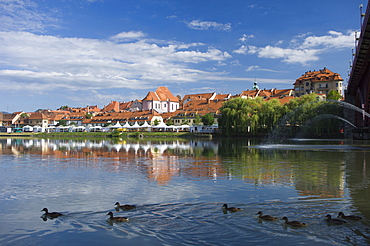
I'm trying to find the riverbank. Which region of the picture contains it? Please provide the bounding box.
[0,131,214,139]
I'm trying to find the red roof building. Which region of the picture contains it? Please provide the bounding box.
[293,67,343,97]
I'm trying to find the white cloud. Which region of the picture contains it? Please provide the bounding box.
[0,31,231,92]
[110,31,146,42]
[0,0,59,32]
[239,34,254,42]
[187,20,231,31]
[300,30,354,49]
[246,65,281,73]
[233,45,248,54]
[233,30,355,65]
[256,45,320,64]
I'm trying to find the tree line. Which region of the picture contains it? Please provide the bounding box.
[218,91,344,138]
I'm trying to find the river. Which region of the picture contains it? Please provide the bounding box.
[0,137,369,245]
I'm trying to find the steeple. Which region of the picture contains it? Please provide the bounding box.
[252,79,259,90]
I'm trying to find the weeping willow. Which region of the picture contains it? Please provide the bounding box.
[219,94,344,137]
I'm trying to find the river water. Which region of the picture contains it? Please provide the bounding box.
[0,137,369,245]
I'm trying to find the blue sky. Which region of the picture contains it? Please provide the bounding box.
[0,0,366,112]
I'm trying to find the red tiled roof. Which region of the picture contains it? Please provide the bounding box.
[103,101,120,112]
[143,87,179,102]
[294,67,343,85]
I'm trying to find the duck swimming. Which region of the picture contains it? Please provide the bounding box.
[326,214,347,225]
[114,202,136,210]
[256,211,278,220]
[107,211,129,222]
[41,208,63,218]
[222,204,242,212]
[337,212,362,221]
[281,216,307,227]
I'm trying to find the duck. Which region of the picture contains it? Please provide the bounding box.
[221,204,242,212]
[281,216,307,227]
[107,211,129,222]
[41,208,63,218]
[114,202,136,210]
[256,211,278,220]
[338,212,362,221]
[325,214,347,225]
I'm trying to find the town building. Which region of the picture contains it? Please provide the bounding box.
[82,110,163,127]
[142,86,180,113]
[293,67,344,97]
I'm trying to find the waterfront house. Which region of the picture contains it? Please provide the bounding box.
[62,112,87,126]
[293,67,344,97]
[18,112,49,129]
[2,112,24,128]
[102,101,120,112]
[173,99,224,126]
[120,99,143,111]
[82,109,163,128]
[142,86,180,113]
[181,92,217,106]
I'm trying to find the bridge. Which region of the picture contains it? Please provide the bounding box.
[346,1,370,138]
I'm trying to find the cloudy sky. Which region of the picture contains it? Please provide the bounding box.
[0,0,366,112]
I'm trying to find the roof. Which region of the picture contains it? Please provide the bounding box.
[103,101,120,112]
[27,112,48,120]
[176,100,224,117]
[294,67,343,85]
[143,86,179,102]
[82,110,160,124]
[182,92,216,102]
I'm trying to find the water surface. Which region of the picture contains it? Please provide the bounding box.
[0,138,369,245]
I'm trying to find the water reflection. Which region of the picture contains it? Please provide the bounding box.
[0,138,367,198]
[1,138,370,245]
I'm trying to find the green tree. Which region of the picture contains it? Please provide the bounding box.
[153,119,160,126]
[58,105,69,110]
[166,118,174,126]
[218,97,259,136]
[193,114,202,125]
[202,113,214,126]
[57,120,67,126]
[327,90,341,101]
[182,115,189,125]
[258,99,285,131]
[20,112,30,118]
[85,113,93,119]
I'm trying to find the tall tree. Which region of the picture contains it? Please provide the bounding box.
[202,113,214,126]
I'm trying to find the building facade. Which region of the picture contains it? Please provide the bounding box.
[142,86,180,113]
[293,67,343,97]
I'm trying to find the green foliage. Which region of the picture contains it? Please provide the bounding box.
[111,129,121,137]
[219,93,345,137]
[327,90,341,101]
[58,105,69,110]
[20,113,30,118]
[193,114,202,125]
[182,115,189,125]
[166,118,174,126]
[57,119,67,126]
[85,113,93,119]
[218,97,260,136]
[201,113,214,126]
[153,119,160,126]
